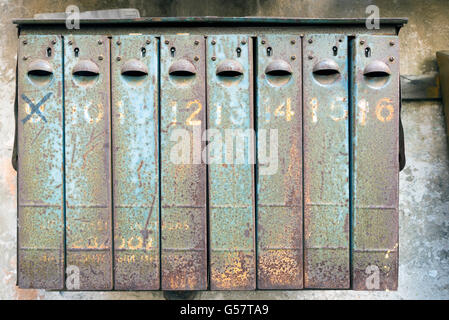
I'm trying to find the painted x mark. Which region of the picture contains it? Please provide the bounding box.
[21,92,53,124]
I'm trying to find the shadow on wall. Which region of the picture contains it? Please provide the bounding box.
[9,0,407,18]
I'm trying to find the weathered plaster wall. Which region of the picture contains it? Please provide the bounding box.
[1,0,448,300]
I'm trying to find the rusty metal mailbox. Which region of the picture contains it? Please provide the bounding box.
[14,17,406,291]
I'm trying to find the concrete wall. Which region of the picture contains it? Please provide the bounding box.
[1,0,448,299]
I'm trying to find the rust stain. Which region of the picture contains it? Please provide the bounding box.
[0,157,16,196]
[137,160,144,188]
[15,287,40,300]
[258,250,301,288]
[81,127,104,170]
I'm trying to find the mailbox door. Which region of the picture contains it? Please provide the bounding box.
[64,35,112,290]
[111,35,160,290]
[351,35,399,291]
[160,35,207,290]
[303,34,350,288]
[207,35,256,290]
[256,35,303,289]
[17,35,64,289]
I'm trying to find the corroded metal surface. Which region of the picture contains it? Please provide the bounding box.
[207,35,256,290]
[160,35,207,290]
[64,35,112,290]
[303,34,350,288]
[352,35,399,291]
[15,30,401,292]
[17,35,64,289]
[111,35,160,290]
[256,35,303,289]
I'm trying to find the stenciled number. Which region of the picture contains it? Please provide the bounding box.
[310,97,318,123]
[215,103,246,126]
[358,97,394,125]
[69,102,104,124]
[273,98,294,122]
[330,97,348,121]
[375,98,394,123]
[310,97,346,122]
[185,100,202,126]
[170,100,203,126]
[309,97,393,124]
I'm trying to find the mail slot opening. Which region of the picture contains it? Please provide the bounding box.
[217,70,243,77]
[73,70,99,77]
[72,60,100,86]
[122,70,148,77]
[364,71,390,77]
[169,59,196,86]
[266,69,291,76]
[28,69,53,77]
[363,60,391,88]
[265,59,292,86]
[121,59,148,85]
[313,69,340,76]
[312,59,341,85]
[27,60,54,86]
[170,70,195,77]
[216,59,243,86]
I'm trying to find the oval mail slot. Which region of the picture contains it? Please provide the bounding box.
[312,58,341,84]
[27,59,53,76]
[265,59,292,76]
[169,59,196,76]
[27,59,54,86]
[14,17,405,292]
[72,59,100,76]
[216,59,244,77]
[363,60,392,88]
[120,59,149,77]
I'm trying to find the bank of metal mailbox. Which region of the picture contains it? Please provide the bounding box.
[13,17,406,291]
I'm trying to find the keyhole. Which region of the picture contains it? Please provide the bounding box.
[267,47,272,57]
[47,47,52,57]
[333,46,338,56]
[170,47,176,57]
[236,47,241,58]
[74,47,80,57]
[141,47,146,58]
[365,47,371,57]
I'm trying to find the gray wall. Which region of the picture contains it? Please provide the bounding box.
[0,0,448,299]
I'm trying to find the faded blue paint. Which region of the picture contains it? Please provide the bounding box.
[303,34,350,288]
[64,35,112,290]
[17,35,64,289]
[351,35,400,291]
[111,35,160,290]
[207,35,256,290]
[256,34,303,289]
